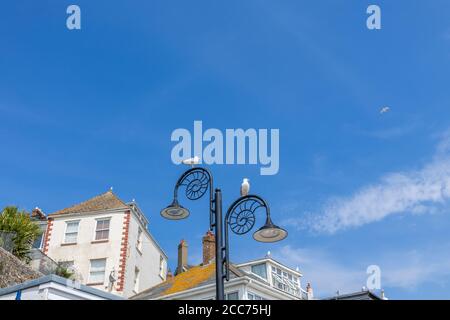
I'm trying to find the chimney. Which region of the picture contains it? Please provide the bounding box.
[202,231,215,265]
[176,239,188,275]
[31,207,46,220]
[306,282,314,300]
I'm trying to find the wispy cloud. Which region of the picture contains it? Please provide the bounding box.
[275,245,366,297]
[274,243,450,298]
[284,131,450,234]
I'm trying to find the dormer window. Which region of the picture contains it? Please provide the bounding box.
[251,263,267,279]
[270,265,301,297]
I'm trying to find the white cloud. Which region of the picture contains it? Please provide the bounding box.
[274,244,450,298]
[284,133,450,234]
[275,245,366,298]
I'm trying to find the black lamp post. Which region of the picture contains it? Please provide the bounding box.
[160,167,287,300]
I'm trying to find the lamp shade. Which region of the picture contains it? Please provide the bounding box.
[253,217,287,243]
[160,199,190,220]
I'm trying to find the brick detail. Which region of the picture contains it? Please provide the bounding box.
[116,211,131,292]
[202,230,215,265]
[42,218,54,255]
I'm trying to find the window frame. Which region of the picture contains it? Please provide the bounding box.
[134,267,140,293]
[88,258,107,285]
[94,217,111,242]
[159,255,165,278]
[63,220,80,244]
[251,263,268,280]
[136,227,143,253]
[225,291,239,300]
[247,291,264,300]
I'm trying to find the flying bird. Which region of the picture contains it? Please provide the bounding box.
[380,106,390,114]
[240,178,250,196]
[182,156,200,167]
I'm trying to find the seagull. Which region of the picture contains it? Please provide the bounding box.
[380,106,390,114]
[182,156,200,167]
[240,178,250,196]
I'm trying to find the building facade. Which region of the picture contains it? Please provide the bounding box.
[42,190,168,298]
[132,232,312,300]
[0,275,123,300]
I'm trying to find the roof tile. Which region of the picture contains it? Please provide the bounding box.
[49,191,128,216]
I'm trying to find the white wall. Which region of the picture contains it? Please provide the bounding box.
[0,282,113,300]
[46,208,168,298]
[122,212,168,297]
[47,210,125,293]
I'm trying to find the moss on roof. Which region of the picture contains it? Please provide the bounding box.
[163,263,216,295]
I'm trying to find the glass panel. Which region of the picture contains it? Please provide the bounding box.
[95,229,109,240]
[60,260,75,271]
[32,234,44,249]
[226,292,239,300]
[64,232,77,243]
[90,259,106,271]
[96,219,110,231]
[89,271,105,283]
[251,263,267,279]
[90,259,106,283]
[66,221,79,233]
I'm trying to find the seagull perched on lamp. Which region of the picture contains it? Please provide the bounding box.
[182,156,200,167]
[240,178,250,196]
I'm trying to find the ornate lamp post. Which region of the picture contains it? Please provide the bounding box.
[160,167,287,300]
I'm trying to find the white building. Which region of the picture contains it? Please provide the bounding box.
[0,275,123,300]
[42,190,168,298]
[131,232,313,300]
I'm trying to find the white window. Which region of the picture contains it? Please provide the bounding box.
[251,263,267,279]
[134,267,140,292]
[225,292,239,300]
[95,218,110,241]
[89,258,106,284]
[32,233,44,249]
[64,221,79,244]
[248,292,264,300]
[136,227,143,251]
[159,255,165,277]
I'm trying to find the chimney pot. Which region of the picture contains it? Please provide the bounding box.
[202,231,215,265]
[176,239,188,275]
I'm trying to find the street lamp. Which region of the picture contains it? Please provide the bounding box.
[160,167,287,300]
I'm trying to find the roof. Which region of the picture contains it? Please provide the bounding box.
[324,290,382,300]
[131,262,246,300]
[236,256,302,277]
[0,274,123,300]
[49,190,129,216]
[47,190,169,259]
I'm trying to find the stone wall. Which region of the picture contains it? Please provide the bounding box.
[0,247,42,288]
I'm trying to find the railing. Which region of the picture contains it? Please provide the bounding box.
[271,272,301,297]
[28,248,60,275]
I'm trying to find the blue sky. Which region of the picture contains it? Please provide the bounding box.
[1,1,450,299]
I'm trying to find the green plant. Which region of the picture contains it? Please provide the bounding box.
[0,206,42,261]
[55,265,75,279]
